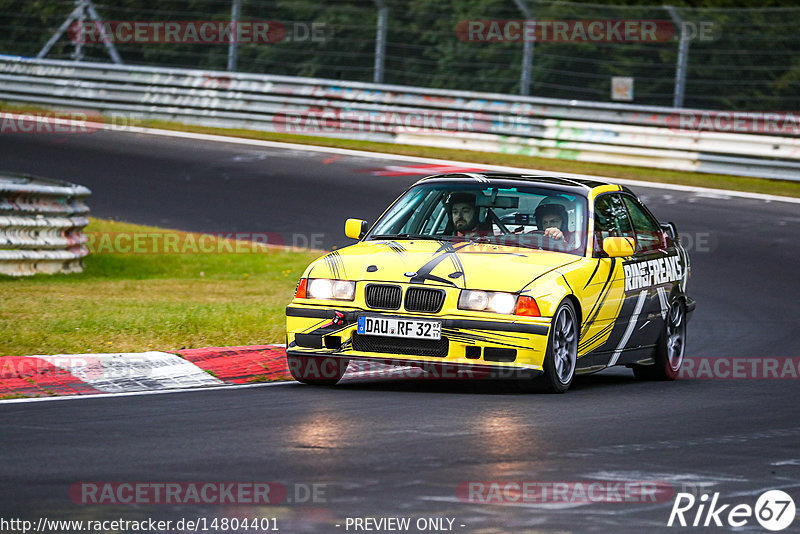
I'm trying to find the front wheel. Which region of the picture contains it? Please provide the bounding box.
[287,354,349,385]
[517,300,578,393]
[633,299,686,381]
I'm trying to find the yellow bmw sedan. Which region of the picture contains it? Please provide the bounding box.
[285,173,694,393]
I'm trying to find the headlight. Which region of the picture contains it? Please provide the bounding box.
[458,290,540,316]
[306,278,356,301]
[459,290,516,314]
[489,292,517,314]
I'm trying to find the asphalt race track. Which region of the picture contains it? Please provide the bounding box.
[1,130,799,533]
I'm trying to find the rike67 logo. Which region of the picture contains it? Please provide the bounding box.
[668,490,796,531]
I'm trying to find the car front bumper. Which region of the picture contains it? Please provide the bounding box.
[286,304,552,374]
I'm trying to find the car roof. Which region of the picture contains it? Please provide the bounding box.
[414,172,615,195]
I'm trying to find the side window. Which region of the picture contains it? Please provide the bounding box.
[593,194,634,256]
[621,195,664,253]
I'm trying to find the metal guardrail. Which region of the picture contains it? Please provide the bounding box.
[0,172,90,276]
[0,55,798,181]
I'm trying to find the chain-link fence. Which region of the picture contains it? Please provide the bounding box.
[1,0,798,111]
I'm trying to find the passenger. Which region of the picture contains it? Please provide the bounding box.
[534,199,571,242]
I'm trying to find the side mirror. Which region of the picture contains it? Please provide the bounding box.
[660,222,677,240]
[660,222,677,247]
[345,218,368,240]
[602,236,635,258]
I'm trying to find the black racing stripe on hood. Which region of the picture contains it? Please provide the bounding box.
[447,247,467,287]
[323,250,345,279]
[414,273,456,286]
[385,241,407,255]
[409,242,471,286]
[322,254,338,279]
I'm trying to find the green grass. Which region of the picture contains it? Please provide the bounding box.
[3,101,798,198]
[0,218,319,356]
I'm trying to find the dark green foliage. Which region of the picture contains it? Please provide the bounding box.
[0,0,798,110]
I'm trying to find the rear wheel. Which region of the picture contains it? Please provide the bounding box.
[517,300,577,393]
[633,299,686,381]
[287,354,349,385]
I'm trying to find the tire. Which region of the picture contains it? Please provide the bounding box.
[518,300,578,393]
[287,354,349,385]
[633,299,686,381]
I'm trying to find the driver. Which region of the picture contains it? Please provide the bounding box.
[451,193,477,235]
[447,192,488,237]
[534,199,571,242]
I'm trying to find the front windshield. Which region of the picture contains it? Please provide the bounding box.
[367,183,588,256]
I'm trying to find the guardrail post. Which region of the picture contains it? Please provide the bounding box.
[227,0,242,71]
[37,0,85,60]
[373,0,389,84]
[85,0,122,64]
[666,5,689,108]
[513,0,534,96]
[72,0,86,61]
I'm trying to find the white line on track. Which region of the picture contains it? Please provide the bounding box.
[6,113,799,203]
[101,123,800,205]
[7,113,799,203]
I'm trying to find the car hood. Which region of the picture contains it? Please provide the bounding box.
[306,239,580,293]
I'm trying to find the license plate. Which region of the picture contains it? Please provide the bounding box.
[357,316,441,340]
